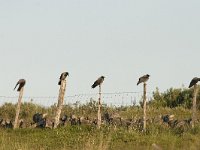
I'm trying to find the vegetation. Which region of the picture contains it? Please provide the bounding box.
[0,124,200,150]
[149,85,200,109]
[0,86,200,150]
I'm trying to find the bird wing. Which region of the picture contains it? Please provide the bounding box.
[59,73,63,80]
[17,81,25,91]
[137,78,141,85]
[189,79,197,88]
[92,77,104,88]
[17,84,23,91]
[14,82,19,90]
[92,80,99,88]
[58,73,64,85]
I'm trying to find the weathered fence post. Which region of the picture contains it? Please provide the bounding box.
[54,79,67,128]
[137,74,150,132]
[91,76,105,129]
[97,84,102,129]
[143,82,147,132]
[192,84,198,128]
[14,87,24,129]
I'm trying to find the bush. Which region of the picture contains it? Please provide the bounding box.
[150,86,200,109]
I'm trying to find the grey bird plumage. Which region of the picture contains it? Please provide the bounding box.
[58,72,69,85]
[91,76,105,88]
[14,79,26,92]
[189,77,200,88]
[137,74,150,85]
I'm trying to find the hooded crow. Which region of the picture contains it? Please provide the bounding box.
[137,74,150,85]
[189,77,200,88]
[14,79,26,92]
[92,76,105,88]
[58,72,69,85]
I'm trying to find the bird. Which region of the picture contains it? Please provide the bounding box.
[14,79,26,92]
[137,74,150,85]
[58,72,69,85]
[32,113,47,128]
[91,76,105,88]
[189,77,200,88]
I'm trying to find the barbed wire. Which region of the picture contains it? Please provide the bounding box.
[0,91,152,107]
[0,91,152,98]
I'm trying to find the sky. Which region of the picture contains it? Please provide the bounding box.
[0,0,200,103]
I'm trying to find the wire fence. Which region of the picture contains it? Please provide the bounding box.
[0,91,152,107]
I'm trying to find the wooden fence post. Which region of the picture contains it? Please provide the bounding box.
[143,82,147,132]
[54,80,67,128]
[97,84,102,129]
[192,84,198,128]
[14,87,24,129]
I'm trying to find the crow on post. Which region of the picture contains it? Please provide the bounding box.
[137,74,150,85]
[91,76,105,88]
[14,79,26,92]
[58,72,69,85]
[189,77,200,88]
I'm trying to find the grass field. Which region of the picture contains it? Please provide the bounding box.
[0,92,200,150]
[1,124,200,150]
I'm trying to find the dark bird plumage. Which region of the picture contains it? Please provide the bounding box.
[14,79,26,92]
[58,72,69,85]
[33,113,47,128]
[91,76,105,88]
[189,77,200,88]
[137,74,150,85]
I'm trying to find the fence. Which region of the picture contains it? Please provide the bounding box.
[0,91,152,107]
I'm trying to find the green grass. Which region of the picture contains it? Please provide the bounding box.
[0,102,200,150]
[0,125,200,150]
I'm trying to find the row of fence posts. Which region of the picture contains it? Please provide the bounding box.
[13,79,199,130]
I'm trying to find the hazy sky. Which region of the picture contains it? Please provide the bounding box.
[0,0,199,100]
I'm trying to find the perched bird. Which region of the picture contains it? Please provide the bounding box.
[91,76,105,88]
[58,72,69,85]
[137,74,150,85]
[33,113,43,123]
[189,77,200,88]
[14,79,26,92]
[32,113,47,128]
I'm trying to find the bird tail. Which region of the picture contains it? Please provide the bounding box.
[13,83,18,91]
[91,84,96,88]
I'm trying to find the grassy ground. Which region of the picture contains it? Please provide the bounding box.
[1,124,200,150]
[0,102,200,150]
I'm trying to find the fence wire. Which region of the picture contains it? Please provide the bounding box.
[0,91,152,107]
